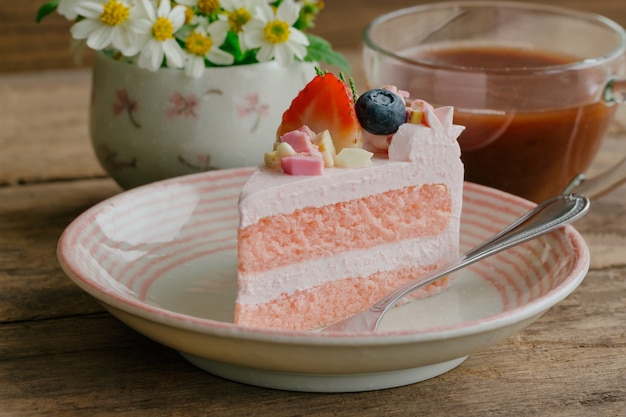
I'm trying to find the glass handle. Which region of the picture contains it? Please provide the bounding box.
[567,78,626,199]
[565,157,626,199]
[604,77,626,104]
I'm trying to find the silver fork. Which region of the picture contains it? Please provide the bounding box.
[323,193,590,333]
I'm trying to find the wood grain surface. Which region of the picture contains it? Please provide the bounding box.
[1,1,626,416]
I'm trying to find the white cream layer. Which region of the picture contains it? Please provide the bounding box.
[237,227,459,305]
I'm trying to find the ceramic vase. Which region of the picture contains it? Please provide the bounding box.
[90,52,317,189]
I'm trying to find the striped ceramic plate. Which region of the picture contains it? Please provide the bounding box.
[58,168,589,392]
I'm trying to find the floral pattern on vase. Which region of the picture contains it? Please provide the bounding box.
[90,52,317,189]
[99,144,137,171]
[236,93,270,133]
[177,154,212,171]
[112,89,141,128]
[167,93,200,119]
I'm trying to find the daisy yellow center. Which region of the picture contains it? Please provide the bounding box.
[186,32,213,56]
[198,0,220,15]
[100,0,130,26]
[264,20,290,44]
[153,17,174,41]
[228,8,252,33]
[184,6,195,23]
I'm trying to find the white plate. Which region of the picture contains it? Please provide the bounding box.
[58,167,590,392]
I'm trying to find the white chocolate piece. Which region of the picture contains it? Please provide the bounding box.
[334,148,374,168]
[312,130,336,168]
[276,142,297,158]
[264,151,281,169]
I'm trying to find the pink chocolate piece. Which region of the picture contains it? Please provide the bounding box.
[281,154,324,176]
[280,130,317,153]
[297,125,316,139]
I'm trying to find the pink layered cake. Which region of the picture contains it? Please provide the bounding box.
[234,73,464,331]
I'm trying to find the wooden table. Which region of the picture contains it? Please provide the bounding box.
[2,2,626,416]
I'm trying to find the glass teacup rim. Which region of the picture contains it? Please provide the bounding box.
[363,0,626,74]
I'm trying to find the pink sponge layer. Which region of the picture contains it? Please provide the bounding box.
[238,184,451,274]
[234,265,450,331]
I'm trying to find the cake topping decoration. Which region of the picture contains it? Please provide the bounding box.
[312,130,336,167]
[276,69,363,153]
[280,129,319,154]
[266,68,373,175]
[408,99,435,126]
[355,88,408,135]
[266,68,457,174]
[281,154,325,176]
[388,106,465,162]
[334,148,374,168]
[265,125,372,174]
[381,85,410,99]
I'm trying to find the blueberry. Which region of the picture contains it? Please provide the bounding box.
[355,89,407,135]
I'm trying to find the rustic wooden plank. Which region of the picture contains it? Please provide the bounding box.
[0,266,624,417]
[0,69,105,185]
[0,1,91,72]
[0,179,120,323]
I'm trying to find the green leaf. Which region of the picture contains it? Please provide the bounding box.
[36,1,59,23]
[217,32,257,66]
[304,33,351,74]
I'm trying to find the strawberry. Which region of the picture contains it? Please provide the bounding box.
[276,71,362,153]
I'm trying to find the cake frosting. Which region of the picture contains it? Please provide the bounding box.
[234,73,464,331]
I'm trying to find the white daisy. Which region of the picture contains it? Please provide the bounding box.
[243,0,309,66]
[214,0,257,51]
[183,19,235,78]
[175,0,221,15]
[134,0,187,71]
[70,0,142,56]
[57,0,85,20]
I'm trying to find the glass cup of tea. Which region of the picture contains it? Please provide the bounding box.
[363,1,626,202]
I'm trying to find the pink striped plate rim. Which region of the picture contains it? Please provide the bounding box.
[58,167,589,338]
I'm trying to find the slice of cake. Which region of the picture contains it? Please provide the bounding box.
[234,73,464,331]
